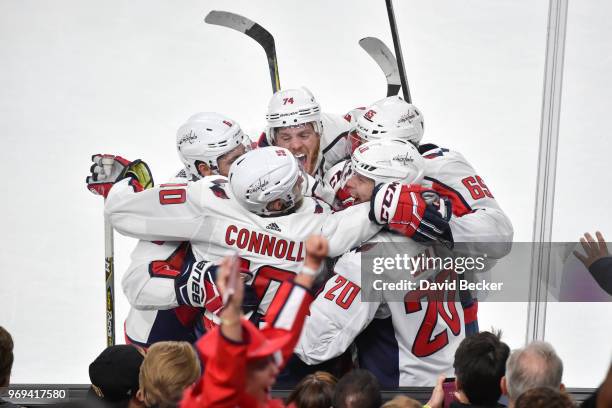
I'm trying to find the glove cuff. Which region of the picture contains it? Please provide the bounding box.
[176,260,219,309]
[369,182,402,224]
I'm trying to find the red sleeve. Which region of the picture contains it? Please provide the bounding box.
[181,326,248,408]
[262,280,314,370]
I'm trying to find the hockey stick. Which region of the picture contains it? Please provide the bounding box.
[205,10,281,93]
[104,216,115,346]
[359,37,401,97]
[384,0,412,103]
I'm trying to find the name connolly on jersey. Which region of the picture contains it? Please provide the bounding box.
[225,225,305,262]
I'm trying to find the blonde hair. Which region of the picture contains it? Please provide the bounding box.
[381,395,423,408]
[286,371,338,408]
[139,341,200,408]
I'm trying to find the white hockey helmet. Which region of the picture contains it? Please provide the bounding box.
[176,112,248,179]
[349,96,424,152]
[265,87,322,145]
[228,146,304,216]
[351,138,425,185]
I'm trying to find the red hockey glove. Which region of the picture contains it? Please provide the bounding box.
[335,185,355,209]
[370,182,454,248]
[332,160,356,210]
[86,154,154,198]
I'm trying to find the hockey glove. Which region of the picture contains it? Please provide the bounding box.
[86,154,154,198]
[175,259,258,316]
[333,161,356,209]
[335,185,355,209]
[370,182,454,248]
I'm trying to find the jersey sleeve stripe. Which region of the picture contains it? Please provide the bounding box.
[425,176,474,217]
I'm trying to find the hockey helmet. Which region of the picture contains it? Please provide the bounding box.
[349,96,424,152]
[265,87,322,145]
[350,138,425,185]
[228,146,304,216]
[176,112,248,179]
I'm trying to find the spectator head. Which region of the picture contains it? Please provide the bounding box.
[200,320,293,405]
[514,386,574,408]
[333,369,382,408]
[598,363,612,408]
[245,354,281,405]
[137,341,200,408]
[380,395,422,408]
[502,341,564,405]
[88,344,145,406]
[0,326,14,388]
[286,371,337,408]
[453,331,510,406]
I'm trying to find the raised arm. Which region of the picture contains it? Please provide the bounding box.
[87,154,205,242]
[105,178,205,241]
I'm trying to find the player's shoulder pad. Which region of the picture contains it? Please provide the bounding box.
[191,175,230,199]
[321,112,351,141]
[343,106,366,125]
[420,143,468,164]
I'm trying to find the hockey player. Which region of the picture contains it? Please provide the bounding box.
[346,96,513,251]
[296,138,464,387]
[90,145,453,326]
[259,87,350,176]
[340,96,513,337]
[256,87,352,204]
[89,112,249,346]
[175,111,248,180]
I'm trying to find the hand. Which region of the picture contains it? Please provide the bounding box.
[216,256,245,341]
[335,185,355,209]
[574,231,609,268]
[86,154,153,198]
[333,161,356,209]
[304,235,329,270]
[370,182,454,248]
[425,375,445,408]
[175,260,223,314]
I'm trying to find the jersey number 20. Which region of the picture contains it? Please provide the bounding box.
[404,269,462,357]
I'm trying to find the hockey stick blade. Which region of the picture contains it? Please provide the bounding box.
[359,37,401,97]
[205,10,280,93]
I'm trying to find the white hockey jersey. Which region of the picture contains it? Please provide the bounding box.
[120,169,214,346]
[296,232,465,387]
[122,240,206,346]
[106,175,382,317]
[419,144,513,257]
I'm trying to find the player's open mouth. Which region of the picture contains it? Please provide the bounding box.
[295,153,307,167]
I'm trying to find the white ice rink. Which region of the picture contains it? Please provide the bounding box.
[0,0,610,387]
